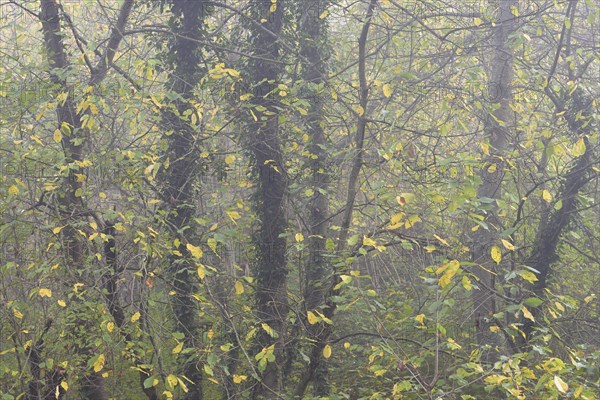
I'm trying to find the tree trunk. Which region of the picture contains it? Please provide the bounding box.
[293,0,332,397]
[245,1,289,398]
[471,0,516,362]
[156,1,211,399]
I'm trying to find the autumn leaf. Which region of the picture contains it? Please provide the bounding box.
[490,246,502,264]
[522,306,535,322]
[554,375,568,393]
[172,342,183,354]
[572,137,586,157]
[295,232,304,242]
[235,281,244,295]
[501,239,515,251]
[39,288,52,298]
[131,311,141,322]
[542,189,552,202]
[363,237,377,247]
[307,311,318,325]
[323,344,332,359]
[382,84,393,98]
[93,354,105,373]
[186,243,203,259]
[53,129,62,143]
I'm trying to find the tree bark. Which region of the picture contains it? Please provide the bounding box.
[471,0,516,362]
[156,1,211,399]
[244,1,289,398]
[293,0,332,397]
[294,0,378,397]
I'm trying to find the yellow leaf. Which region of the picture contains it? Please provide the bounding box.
[344,342,350,349]
[172,342,183,354]
[226,210,241,224]
[490,325,500,333]
[295,233,304,242]
[396,193,415,206]
[13,309,23,319]
[52,226,65,234]
[53,129,62,143]
[438,260,460,288]
[235,281,244,295]
[518,270,538,283]
[307,311,318,325]
[225,154,236,165]
[363,237,377,247]
[131,311,141,322]
[39,288,52,298]
[501,239,515,251]
[197,265,206,280]
[480,142,490,155]
[405,214,421,229]
[474,17,483,26]
[462,276,473,291]
[106,321,114,333]
[207,329,214,340]
[490,246,502,264]
[99,192,107,199]
[572,137,586,157]
[60,381,69,391]
[319,10,329,19]
[186,243,203,259]
[323,344,332,359]
[390,212,404,226]
[415,314,425,326]
[554,375,568,394]
[166,374,178,388]
[522,306,535,322]
[433,234,449,246]
[542,189,552,202]
[382,84,393,98]
[8,185,19,195]
[355,105,365,116]
[233,375,247,384]
[93,354,105,373]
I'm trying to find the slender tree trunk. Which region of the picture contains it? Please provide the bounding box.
[40,1,130,397]
[520,85,595,342]
[156,1,211,399]
[471,0,516,361]
[293,0,332,397]
[244,1,289,398]
[294,1,378,397]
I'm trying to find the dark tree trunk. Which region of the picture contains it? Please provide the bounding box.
[244,1,289,398]
[156,1,211,399]
[293,0,332,397]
